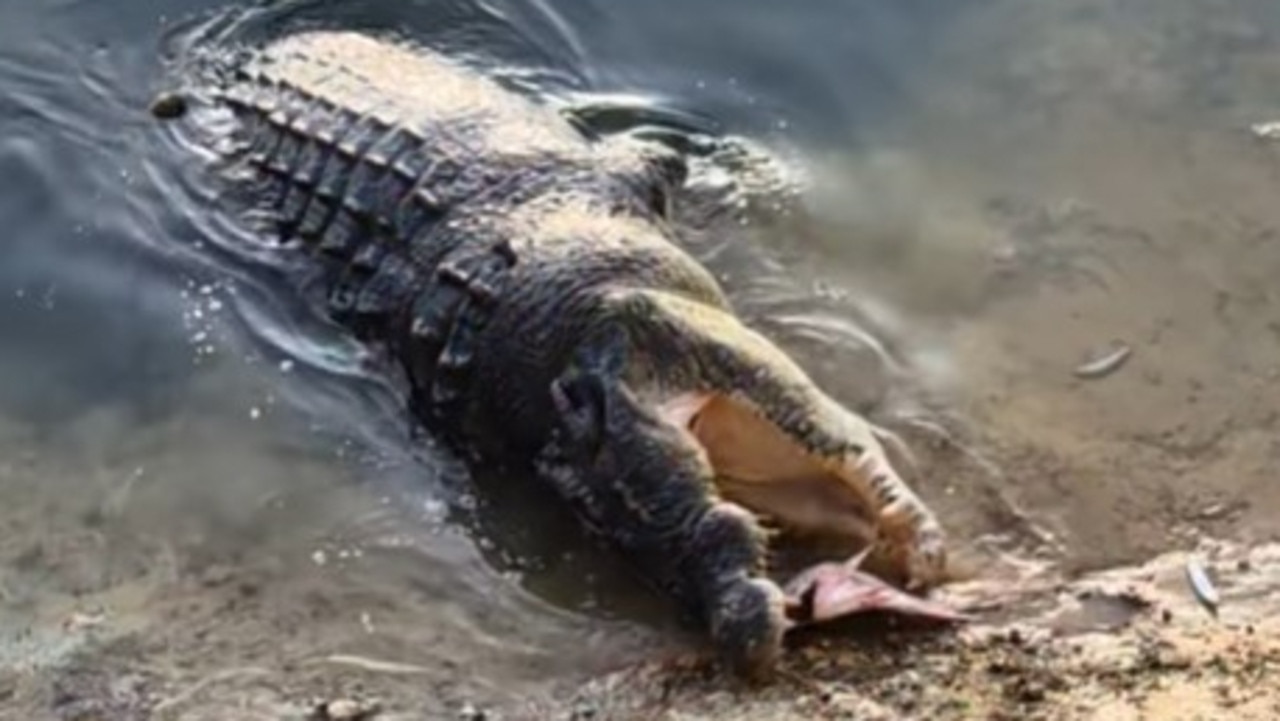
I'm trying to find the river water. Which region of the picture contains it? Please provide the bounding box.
[3,0,1280,717]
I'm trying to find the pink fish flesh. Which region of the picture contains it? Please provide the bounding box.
[782,554,972,628]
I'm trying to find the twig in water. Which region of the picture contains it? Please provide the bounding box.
[313,654,433,675]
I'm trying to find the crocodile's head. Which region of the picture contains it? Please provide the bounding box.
[535,348,789,679]
[531,325,962,678]
[535,362,968,679]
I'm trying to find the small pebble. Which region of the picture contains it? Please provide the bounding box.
[1015,680,1047,703]
[315,698,380,721]
[324,700,360,720]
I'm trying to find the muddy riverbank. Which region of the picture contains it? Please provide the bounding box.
[6,507,1276,720]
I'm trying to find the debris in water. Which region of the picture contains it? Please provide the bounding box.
[1073,342,1132,379]
[1197,501,1230,521]
[149,91,188,119]
[317,654,433,675]
[1250,121,1280,140]
[62,610,107,633]
[1185,558,1220,617]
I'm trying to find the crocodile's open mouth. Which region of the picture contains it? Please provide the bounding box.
[656,391,970,626]
[658,391,880,550]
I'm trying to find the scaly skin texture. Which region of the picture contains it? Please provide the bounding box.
[156,30,948,679]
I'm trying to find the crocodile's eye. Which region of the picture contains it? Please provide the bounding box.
[646,149,687,219]
[647,185,671,219]
[652,148,689,189]
[549,371,607,461]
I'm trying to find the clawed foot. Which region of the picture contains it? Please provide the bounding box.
[701,545,966,681]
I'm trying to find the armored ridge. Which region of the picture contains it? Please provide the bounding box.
[212,37,682,323]
[156,29,953,679]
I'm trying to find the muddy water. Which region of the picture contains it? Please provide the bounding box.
[3,0,1280,717]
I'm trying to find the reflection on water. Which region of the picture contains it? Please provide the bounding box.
[3,0,1280,714]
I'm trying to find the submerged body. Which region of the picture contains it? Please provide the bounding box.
[156,30,955,677]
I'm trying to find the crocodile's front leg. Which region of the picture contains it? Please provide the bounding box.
[533,328,789,679]
[534,320,959,678]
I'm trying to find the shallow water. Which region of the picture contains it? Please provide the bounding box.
[3,0,1280,716]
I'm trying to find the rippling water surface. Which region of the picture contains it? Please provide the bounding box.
[4,0,1280,715]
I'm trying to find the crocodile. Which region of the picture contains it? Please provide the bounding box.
[153,29,953,679]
